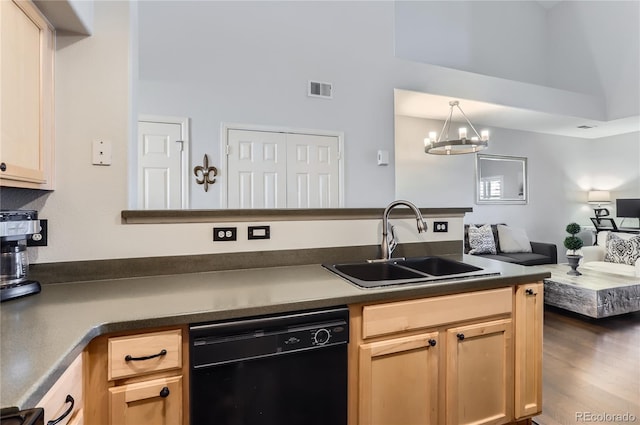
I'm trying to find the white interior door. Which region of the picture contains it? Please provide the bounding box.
[286,133,340,208]
[137,121,185,209]
[227,129,287,208]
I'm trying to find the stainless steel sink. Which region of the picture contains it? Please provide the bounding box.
[323,256,500,289]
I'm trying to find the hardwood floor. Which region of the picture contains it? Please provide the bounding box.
[535,306,640,425]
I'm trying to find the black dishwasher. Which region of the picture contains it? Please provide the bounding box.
[190,306,349,425]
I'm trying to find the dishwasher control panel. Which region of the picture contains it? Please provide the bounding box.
[191,306,349,369]
[279,320,348,351]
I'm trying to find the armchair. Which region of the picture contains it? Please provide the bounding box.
[579,231,640,277]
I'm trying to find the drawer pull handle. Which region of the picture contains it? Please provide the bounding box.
[47,394,74,425]
[428,339,437,347]
[160,386,170,398]
[457,333,465,341]
[0,163,6,172]
[125,349,167,362]
[525,288,537,296]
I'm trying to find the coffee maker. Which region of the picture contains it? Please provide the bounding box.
[1,210,41,302]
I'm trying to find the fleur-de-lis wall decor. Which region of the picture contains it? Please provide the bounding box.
[194,154,218,192]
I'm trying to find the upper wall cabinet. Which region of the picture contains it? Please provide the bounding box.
[0,0,55,190]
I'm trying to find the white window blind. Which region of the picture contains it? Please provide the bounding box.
[480,176,503,199]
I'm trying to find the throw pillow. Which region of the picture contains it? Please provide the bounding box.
[497,225,533,253]
[468,224,497,255]
[604,233,640,265]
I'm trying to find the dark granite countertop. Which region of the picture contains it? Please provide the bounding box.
[0,255,549,409]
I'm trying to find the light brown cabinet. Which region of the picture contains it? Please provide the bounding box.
[84,326,189,425]
[107,329,183,381]
[0,0,55,189]
[358,332,440,425]
[445,318,513,425]
[349,284,543,425]
[36,352,84,425]
[35,284,541,425]
[514,283,543,418]
[109,375,182,425]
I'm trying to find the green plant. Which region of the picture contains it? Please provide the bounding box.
[563,222,584,253]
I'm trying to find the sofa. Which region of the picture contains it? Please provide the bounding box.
[579,231,640,277]
[464,224,557,266]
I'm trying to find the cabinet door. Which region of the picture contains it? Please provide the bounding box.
[446,319,513,425]
[515,283,543,418]
[0,0,54,188]
[109,375,182,425]
[359,332,439,425]
[37,353,83,425]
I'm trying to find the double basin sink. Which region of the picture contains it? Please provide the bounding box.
[323,256,500,289]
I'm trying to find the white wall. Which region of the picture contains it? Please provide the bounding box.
[15,0,637,265]
[138,1,397,209]
[395,114,640,258]
[39,1,131,263]
[24,0,449,263]
[394,1,548,87]
[547,1,640,120]
[395,0,639,120]
[137,0,607,210]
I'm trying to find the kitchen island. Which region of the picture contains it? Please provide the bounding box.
[1,254,549,424]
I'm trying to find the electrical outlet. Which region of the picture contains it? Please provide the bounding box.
[213,227,237,241]
[248,225,270,240]
[433,221,448,233]
[27,219,48,246]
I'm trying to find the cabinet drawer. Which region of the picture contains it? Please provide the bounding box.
[108,329,182,380]
[37,353,83,425]
[108,375,182,425]
[362,287,512,339]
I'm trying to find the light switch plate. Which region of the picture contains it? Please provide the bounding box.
[377,150,389,166]
[248,225,270,240]
[92,140,112,165]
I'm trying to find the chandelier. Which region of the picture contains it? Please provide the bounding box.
[424,100,489,155]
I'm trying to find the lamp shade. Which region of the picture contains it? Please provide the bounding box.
[588,190,611,204]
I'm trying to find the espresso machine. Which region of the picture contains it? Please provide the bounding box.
[1,210,41,302]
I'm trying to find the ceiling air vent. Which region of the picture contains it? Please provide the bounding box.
[308,80,333,99]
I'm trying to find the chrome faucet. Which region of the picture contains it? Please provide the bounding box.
[380,200,428,260]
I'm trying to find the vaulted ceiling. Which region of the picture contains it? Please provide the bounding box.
[395,1,639,139]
